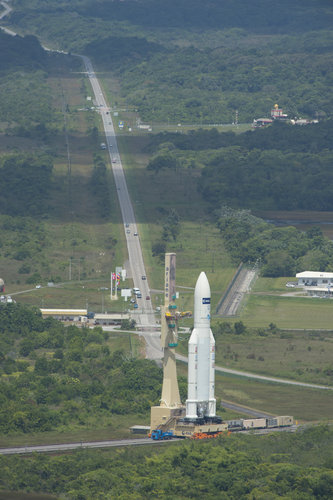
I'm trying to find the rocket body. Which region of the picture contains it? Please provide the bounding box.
[186,272,216,419]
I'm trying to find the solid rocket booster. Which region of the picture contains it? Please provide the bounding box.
[186,272,216,419]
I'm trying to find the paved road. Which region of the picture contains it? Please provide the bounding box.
[0,1,15,36]
[0,437,177,455]
[0,425,299,455]
[80,56,162,359]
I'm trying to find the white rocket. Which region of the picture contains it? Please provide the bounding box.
[186,272,216,420]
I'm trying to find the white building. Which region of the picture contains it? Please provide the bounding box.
[296,271,333,297]
[296,271,333,287]
[40,309,87,321]
[93,313,130,325]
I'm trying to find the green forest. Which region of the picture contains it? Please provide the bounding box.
[0,426,332,499]
[144,121,333,274]
[0,305,165,434]
[8,0,333,123]
[0,0,333,498]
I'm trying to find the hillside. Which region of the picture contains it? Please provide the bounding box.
[8,0,333,123]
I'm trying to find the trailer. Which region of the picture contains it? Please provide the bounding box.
[150,429,174,440]
[242,418,267,430]
[226,416,294,432]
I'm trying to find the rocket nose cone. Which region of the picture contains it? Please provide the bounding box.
[195,271,210,297]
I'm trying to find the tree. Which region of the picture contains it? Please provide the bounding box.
[147,152,179,173]
[262,250,295,277]
[234,321,246,335]
[152,241,166,258]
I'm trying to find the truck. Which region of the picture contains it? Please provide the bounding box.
[150,429,174,440]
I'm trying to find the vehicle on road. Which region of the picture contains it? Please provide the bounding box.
[141,275,146,280]
[146,295,150,300]
[137,293,142,298]
[134,232,138,236]
[126,230,130,234]
[150,429,174,440]
[134,303,138,309]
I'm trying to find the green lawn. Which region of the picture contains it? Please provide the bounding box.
[241,294,333,329]
[215,332,333,386]
[177,325,333,386]
[252,276,296,293]
[1,64,128,302]
[177,361,333,422]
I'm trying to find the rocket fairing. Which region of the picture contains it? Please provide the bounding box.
[186,272,216,420]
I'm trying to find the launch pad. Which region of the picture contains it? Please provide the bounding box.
[150,254,225,439]
[149,254,294,440]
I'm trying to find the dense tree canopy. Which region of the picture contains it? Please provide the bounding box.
[0,425,332,498]
[0,305,163,434]
[215,207,333,275]
[146,121,333,212]
[0,154,53,216]
[8,0,333,123]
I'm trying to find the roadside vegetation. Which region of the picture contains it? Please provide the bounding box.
[0,31,125,291]
[0,425,332,499]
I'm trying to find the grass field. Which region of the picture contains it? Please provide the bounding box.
[116,131,237,309]
[176,361,333,422]
[177,325,333,386]
[0,63,128,303]
[252,276,297,293]
[240,294,333,329]
[216,331,333,387]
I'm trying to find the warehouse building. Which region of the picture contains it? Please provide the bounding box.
[296,271,333,287]
[40,309,88,321]
[296,271,333,297]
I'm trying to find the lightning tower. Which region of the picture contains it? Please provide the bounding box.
[150,253,183,431]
